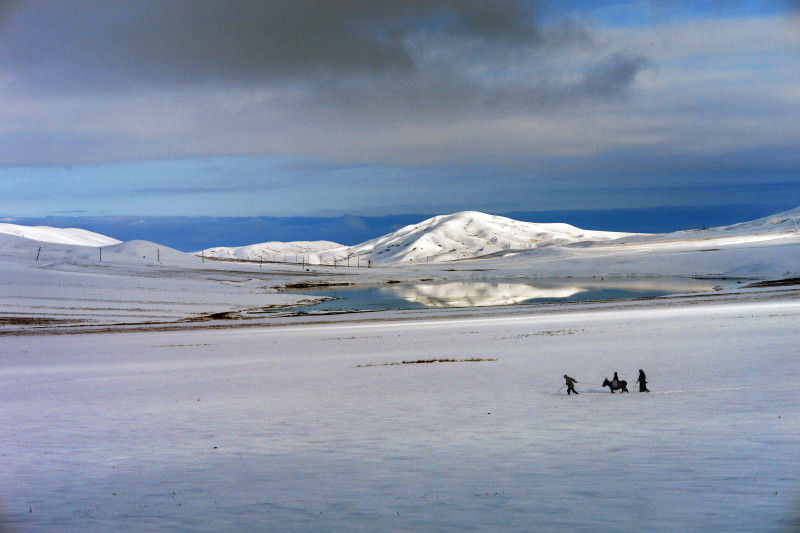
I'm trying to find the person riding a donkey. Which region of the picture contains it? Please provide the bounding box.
[602,371,629,393]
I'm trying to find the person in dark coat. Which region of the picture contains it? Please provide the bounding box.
[563,375,578,395]
[636,369,649,392]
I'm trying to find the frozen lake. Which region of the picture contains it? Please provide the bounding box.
[296,278,717,312]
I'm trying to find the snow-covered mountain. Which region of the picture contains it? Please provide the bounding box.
[4,207,798,272]
[0,222,120,247]
[196,207,800,274]
[334,211,632,264]
[200,211,633,265]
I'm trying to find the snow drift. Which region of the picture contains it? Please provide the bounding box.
[0,222,120,247]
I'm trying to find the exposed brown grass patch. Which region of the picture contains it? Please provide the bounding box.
[746,277,800,288]
[357,357,496,367]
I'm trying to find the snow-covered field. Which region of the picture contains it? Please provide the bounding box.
[1,209,799,531]
[1,207,799,333]
[1,301,798,531]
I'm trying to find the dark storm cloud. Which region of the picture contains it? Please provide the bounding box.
[0,0,642,107]
[0,0,14,19]
[0,0,659,167]
[577,53,648,97]
[1,0,555,90]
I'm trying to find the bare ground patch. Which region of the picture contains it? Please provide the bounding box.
[0,316,79,325]
[357,357,496,367]
[280,281,354,290]
[746,277,800,288]
[499,329,583,339]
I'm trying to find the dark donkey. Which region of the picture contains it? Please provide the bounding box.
[602,376,629,393]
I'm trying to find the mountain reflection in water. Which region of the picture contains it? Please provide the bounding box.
[295,278,715,312]
[386,282,584,307]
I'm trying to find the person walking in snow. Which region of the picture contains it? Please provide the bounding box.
[563,374,578,395]
[636,369,649,392]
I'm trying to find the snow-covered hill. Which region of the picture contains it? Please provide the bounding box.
[0,222,120,246]
[4,207,799,276]
[0,225,200,268]
[605,206,800,248]
[199,211,634,265]
[334,211,632,264]
[707,205,800,233]
[200,240,344,262]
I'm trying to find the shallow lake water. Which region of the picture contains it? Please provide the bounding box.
[295,278,716,312]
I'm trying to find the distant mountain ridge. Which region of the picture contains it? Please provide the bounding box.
[200,210,634,265]
[2,207,798,269]
[8,204,796,251]
[198,207,800,266]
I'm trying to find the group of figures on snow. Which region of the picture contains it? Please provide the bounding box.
[562,370,649,395]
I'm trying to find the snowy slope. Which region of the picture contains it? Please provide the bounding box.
[0,229,201,268]
[715,205,800,232]
[3,206,798,279]
[200,211,633,265]
[335,211,632,264]
[540,205,800,278]
[200,240,344,262]
[198,208,800,269]
[615,205,800,246]
[100,240,201,265]
[0,222,120,246]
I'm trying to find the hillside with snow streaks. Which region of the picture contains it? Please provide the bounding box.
[0,222,120,247]
[201,240,344,262]
[198,208,800,267]
[720,205,800,232]
[200,211,634,265]
[336,211,632,264]
[5,208,798,272]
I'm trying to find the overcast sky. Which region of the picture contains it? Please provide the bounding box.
[0,1,798,218]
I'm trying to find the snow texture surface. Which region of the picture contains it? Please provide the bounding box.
[1,302,798,531]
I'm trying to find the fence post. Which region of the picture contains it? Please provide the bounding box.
[35,246,41,261]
